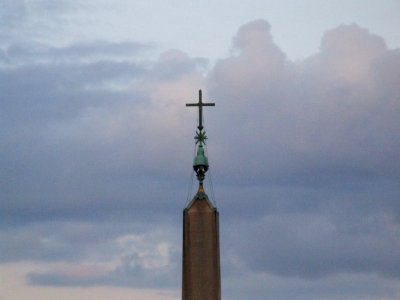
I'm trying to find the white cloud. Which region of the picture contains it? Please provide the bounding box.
[208,20,400,183]
[0,262,179,300]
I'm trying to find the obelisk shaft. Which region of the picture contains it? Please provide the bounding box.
[182,194,221,300]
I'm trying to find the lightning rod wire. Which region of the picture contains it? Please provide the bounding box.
[185,143,196,205]
[203,123,217,207]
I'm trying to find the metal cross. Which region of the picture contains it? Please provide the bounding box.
[186,90,215,130]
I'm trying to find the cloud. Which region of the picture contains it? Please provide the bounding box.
[0,0,74,47]
[206,20,400,284]
[25,227,180,288]
[3,41,150,64]
[0,40,207,226]
[2,220,180,288]
[1,18,400,300]
[317,24,386,84]
[0,262,179,300]
[229,212,400,278]
[209,20,400,184]
[0,1,27,30]
[210,20,286,102]
[222,271,399,300]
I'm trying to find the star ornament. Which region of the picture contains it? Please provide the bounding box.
[195,130,207,145]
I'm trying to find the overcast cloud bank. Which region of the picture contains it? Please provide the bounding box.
[1,17,400,300]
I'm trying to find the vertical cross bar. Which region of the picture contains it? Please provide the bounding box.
[186,90,215,131]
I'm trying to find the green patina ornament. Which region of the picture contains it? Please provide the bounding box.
[193,144,209,167]
[193,144,209,183]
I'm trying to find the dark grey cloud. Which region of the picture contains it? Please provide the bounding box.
[3,41,150,63]
[0,41,202,231]
[222,271,398,300]
[0,61,143,124]
[230,212,400,278]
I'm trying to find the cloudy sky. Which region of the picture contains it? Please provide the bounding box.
[1,1,400,299]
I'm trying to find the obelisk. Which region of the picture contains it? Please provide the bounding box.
[182,90,221,300]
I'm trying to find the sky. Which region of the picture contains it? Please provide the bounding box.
[1,1,400,299]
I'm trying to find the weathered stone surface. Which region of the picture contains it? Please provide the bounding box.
[182,194,221,300]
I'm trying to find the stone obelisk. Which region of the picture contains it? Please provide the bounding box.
[182,90,221,300]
